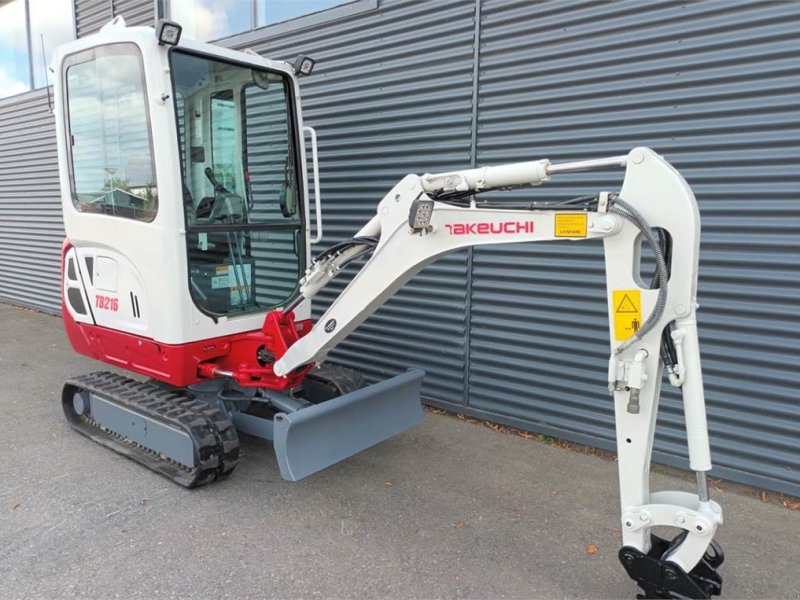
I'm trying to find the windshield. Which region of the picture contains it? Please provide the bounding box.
[170,50,304,317]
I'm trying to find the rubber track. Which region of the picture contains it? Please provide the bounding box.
[62,372,239,488]
[305,364,365,398]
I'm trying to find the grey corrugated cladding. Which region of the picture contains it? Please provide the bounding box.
[469,0,800,496]
[0,0,798,496]
[231,0,476,406]
[111,0,153,26]
[75,0,112,36]
[76,0,152,36]
[0,90,63,313]
[231,0,800,496]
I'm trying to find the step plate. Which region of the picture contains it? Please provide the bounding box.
[273,369,425,481]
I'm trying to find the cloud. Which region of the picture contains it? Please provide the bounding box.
[28,0,73,31]
[0,67,30,100]
[0,1,27,51]
[170,0,255,41]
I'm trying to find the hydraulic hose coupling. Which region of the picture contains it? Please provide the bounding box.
[626,350,649,414]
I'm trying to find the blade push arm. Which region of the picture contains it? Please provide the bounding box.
[272,147,723,597]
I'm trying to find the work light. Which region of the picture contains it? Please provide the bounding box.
[408,198,435,232]
[156,19,182,46]
[292,55,316,76]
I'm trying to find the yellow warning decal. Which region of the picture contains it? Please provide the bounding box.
[554,213,588,237]
[613,290,642,341]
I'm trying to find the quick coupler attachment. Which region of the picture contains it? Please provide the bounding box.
[619,534,723,599]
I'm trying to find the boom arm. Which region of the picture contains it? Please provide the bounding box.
[271,147,723,597]
[276,148,680,375]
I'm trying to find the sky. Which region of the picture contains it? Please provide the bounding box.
[0,0,30,99]
[0,0,348,99]
[174,0,347,41]
[0,0,75,98]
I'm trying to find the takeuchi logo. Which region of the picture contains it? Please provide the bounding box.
[444,221,535,235]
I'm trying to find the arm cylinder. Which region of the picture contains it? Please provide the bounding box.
[677,314,712,471]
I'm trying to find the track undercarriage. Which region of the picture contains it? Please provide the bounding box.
[62,365,424,487]
[63,372,240,487]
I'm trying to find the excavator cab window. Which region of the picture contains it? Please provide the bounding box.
[170,50,304,317]
[64,43,158,222]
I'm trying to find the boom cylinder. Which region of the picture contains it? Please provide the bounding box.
[420,159,550,194]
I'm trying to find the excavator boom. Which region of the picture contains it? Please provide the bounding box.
[261,147,723,598]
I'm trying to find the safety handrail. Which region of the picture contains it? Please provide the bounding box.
[303,126,323,244]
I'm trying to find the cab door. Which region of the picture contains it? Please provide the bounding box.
[61,42,161,336]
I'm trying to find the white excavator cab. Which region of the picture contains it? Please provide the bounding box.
[53,16,425,487]
[54,17,312,352]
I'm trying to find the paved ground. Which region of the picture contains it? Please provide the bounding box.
[1,302,799,599]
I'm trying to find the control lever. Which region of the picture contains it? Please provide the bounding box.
[204,166,227,194]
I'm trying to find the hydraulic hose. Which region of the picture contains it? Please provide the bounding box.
[610,196,669,354]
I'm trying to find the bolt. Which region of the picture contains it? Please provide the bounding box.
[622,553,635,566]
[631,150,645,164]
[664,568,678,581]
[675,304,688,316]
[625,520,633,528]
[639,514,649,522]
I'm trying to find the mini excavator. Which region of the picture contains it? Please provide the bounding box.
[52,17,724,598]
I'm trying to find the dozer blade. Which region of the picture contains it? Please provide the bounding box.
[273,368,425,481]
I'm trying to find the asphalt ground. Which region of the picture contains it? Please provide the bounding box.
[1,302,799,599]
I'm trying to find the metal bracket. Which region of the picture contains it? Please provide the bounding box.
[608,349,649,413]
[667,327,687,387]
[598,191,611,213]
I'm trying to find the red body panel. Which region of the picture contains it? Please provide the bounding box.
[61,241,313,390]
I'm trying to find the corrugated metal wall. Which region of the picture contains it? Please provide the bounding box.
[468,0,800,496]
[75,0,112,37]
[227,0,800,494]
[1,0,798,495]
[112,0,153,26]
[76,0,151,37]
[232,0,477,405]
[0,91,64,313]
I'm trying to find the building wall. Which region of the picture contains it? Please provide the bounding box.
[1,0,798,495]
[0,90,63,312]
[75,0,152,36]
